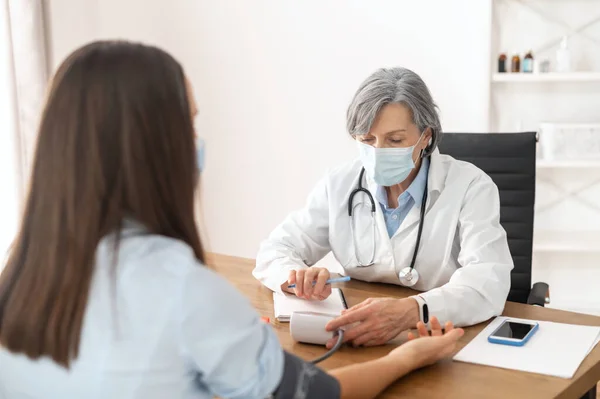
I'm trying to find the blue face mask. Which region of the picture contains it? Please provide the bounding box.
[196,138,205,172]
[357,133,425,186]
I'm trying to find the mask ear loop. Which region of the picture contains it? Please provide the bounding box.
[414,130,429,166]
[413,142,426,165]
[420,128,434,157]
[411,130,427,164]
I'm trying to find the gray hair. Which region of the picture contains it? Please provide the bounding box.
[346,67,442,156]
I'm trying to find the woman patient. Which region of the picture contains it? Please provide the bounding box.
[0,41,462,399]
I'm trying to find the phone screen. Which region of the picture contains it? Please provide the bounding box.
[491,321,535,340]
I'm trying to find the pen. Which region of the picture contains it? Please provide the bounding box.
[287,275,351,289]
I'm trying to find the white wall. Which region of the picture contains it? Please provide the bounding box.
[184,1,493,258]
[46,0,493,259]
[43,0,600,316]
[0,2,22,258]
[45,0,179,70]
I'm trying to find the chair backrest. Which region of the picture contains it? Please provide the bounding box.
[437,132,536,304]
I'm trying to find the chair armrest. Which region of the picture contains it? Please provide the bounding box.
[527,282,550,306]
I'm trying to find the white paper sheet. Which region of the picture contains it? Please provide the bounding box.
[273,288,346,322]
[453,316,600,378]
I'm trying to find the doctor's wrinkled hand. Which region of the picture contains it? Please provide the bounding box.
[325,297,419,348]
[283,267,333,300]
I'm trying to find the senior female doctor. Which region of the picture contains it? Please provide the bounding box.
[253,67,514,348]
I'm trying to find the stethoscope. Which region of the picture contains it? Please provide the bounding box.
[348,167,428,287]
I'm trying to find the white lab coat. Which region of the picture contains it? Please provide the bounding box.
[253,149,514,327]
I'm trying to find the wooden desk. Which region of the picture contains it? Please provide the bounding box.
[208,254,600,399]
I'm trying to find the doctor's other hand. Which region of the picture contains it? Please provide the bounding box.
[325,297,419,348]
[389,317,464,370]
[283,268,332,300]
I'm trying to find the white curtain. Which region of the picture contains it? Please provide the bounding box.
[7,0,48,196]
[0,0,48,257]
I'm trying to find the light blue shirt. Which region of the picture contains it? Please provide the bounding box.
[0,221,283,399]
[375,158,430,238]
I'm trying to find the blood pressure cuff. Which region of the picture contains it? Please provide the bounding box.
[272,351,340,399]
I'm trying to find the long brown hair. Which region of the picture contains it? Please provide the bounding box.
[0,41,204,367]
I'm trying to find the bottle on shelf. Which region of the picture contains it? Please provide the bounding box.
[556,36,571,73]
[511,52,521,73]
[523,51,534,73]
[498,52,507,73]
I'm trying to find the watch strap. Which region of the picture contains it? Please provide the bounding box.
[413,295,429,324]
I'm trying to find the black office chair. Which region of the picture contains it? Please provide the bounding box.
[437,132,549,306]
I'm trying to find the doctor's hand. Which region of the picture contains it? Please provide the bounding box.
[325,297,419,348]
[283,268,332,300]
[388,317,464,370]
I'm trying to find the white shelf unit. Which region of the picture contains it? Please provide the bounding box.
[492,72,600,83]
[492,0,600,256]
[533,231,600,253]
[537,160,600,169]
[491,0,600,316]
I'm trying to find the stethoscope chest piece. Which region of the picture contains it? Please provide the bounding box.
[398,266,419,287]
